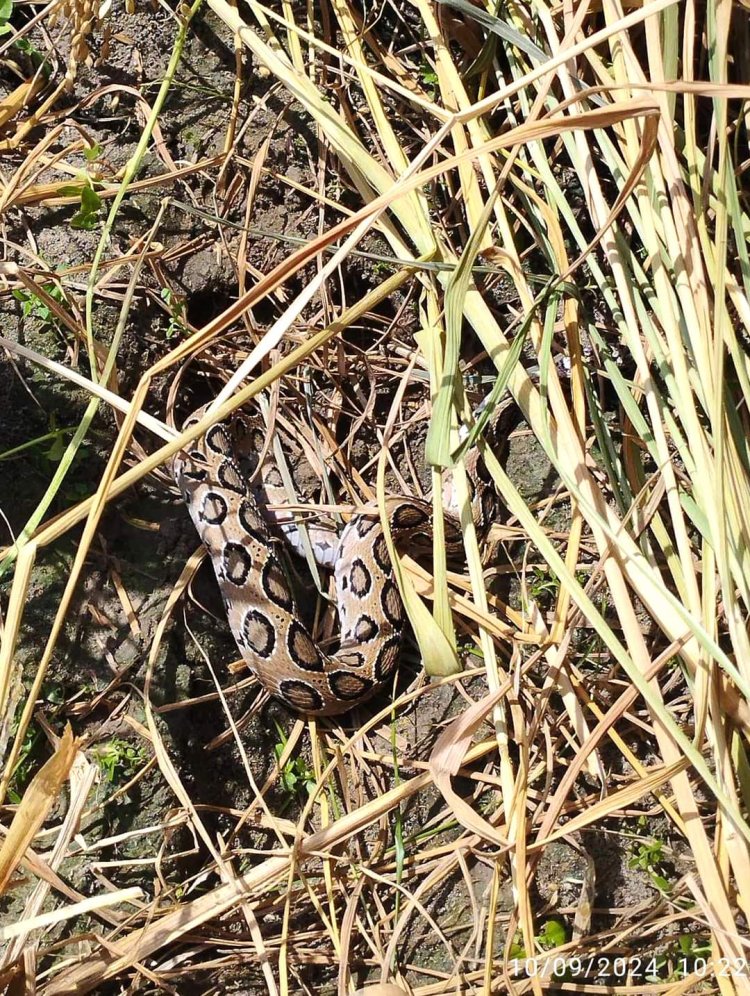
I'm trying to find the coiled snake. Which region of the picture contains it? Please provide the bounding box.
[173,400,515,716]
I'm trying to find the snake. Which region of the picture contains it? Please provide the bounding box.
[172,399,515,716]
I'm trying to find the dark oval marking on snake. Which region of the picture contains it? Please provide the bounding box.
[337,650,367,669]
[349,558,372,598]
[374,635,401,681]
[238,497,269,543]
[206,425,233,455]
[218,459,246,495]
[328,670,374,701]
[182,467,208,482]
[241,608,276,657]
[353,614,378,642]
[188,449,207,464]
[260,558,294,612]
[391,503,429,529]
[410,530,433,552]
[222,541,253,586]
[278,678,324,713]
[372,535,391,572]
[287,620,324,672]
[199,491,228,526]
[381,579,403,628]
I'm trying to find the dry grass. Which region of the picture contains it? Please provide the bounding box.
[0,1,749,993]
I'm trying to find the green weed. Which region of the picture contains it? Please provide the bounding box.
[13,281,66,330]
[273,724,316,805]
[94,738,146,785]
[628,835,672,894]
[160,287,188,339]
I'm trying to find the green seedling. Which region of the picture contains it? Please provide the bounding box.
[644,935,713,982]
[0,0,45,64]
[161,287,188,339]
[13,281,66,329]
[628,837,672,894]
[419,62,439,96]
[273,723,316,805]
[527,565,560,601]
[69,180,103,230]
[0,0,13,33]
[0,424,75,463]
[94,738,146,784]
[7,685,67,803]
[507,920,569,979]
[7,724,42,805]
[539,918,567,950]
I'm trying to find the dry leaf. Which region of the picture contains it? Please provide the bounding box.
[0,726,79,894]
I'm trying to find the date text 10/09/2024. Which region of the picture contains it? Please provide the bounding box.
[507,956,750,980]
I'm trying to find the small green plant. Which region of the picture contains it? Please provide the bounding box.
[68,179,103,230]
[6,686,65,803]
[42,421,76,463]
[538,918,567,950]
[0,0,14,34]
[671,934,711,978]
[95,738,146,784]
[644,952,669,982]
[458,639,484,660]
[160,287,188,339]
[508,930,526,961]
[0,420,76,464]
[527,565,560,601]
[507,920,569,979]
[643,935,712,982]
[7,724,42,805]
[628,837,672,894]
[0,0,44,61]
[676,935,710,959]
[419,61,439,96]
[83,142,103,163]
[576,630,609,671]
[0,411,94,504]
[273,724,316,805]
[13,281,66,329]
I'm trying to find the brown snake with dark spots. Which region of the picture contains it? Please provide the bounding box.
[172,400,516,715]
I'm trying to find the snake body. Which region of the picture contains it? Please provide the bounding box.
[173,403,511,716]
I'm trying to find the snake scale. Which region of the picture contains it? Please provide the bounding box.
[173,400,515,716]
